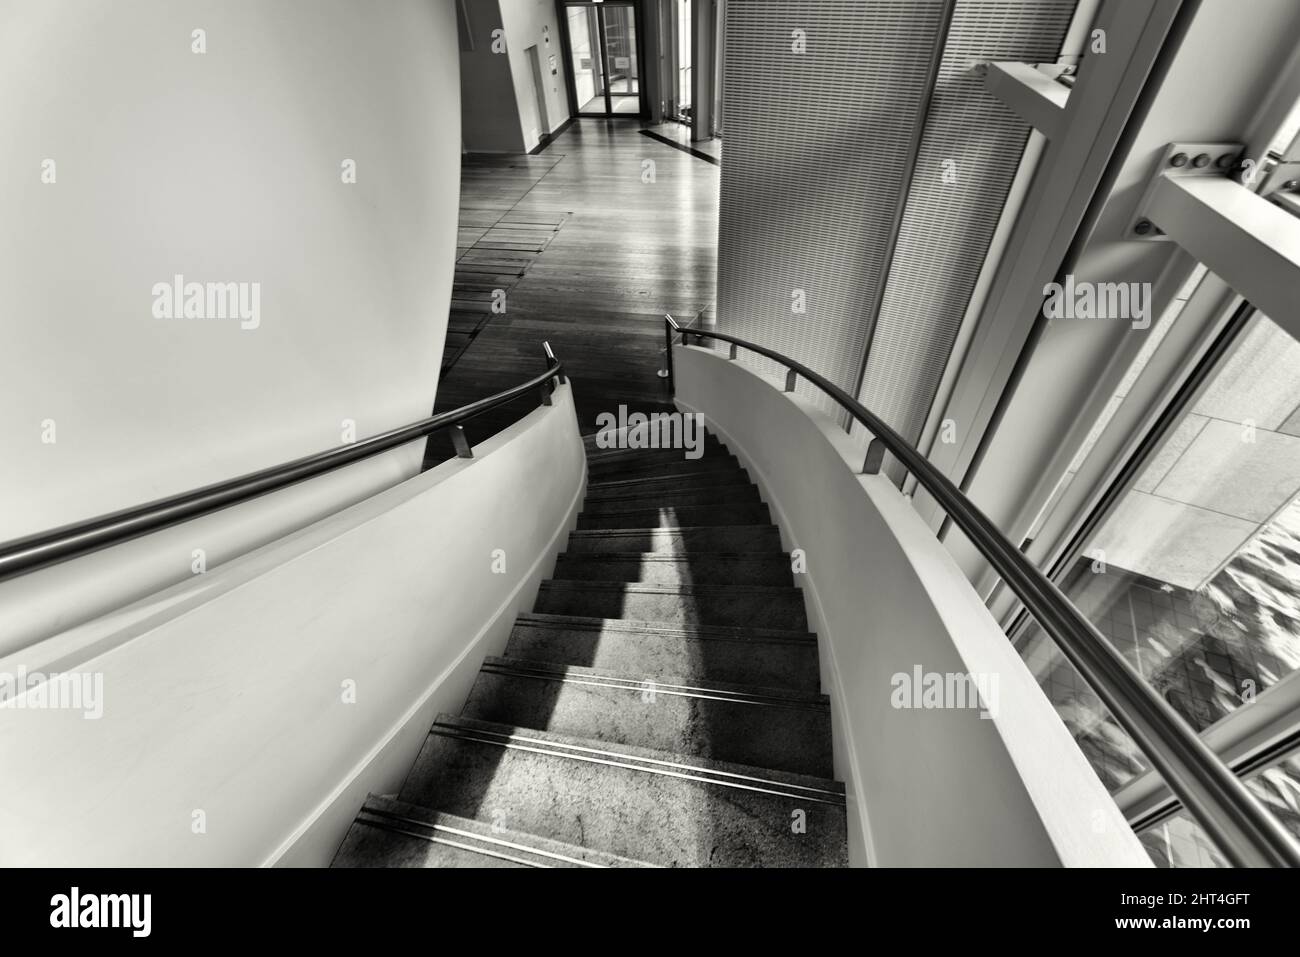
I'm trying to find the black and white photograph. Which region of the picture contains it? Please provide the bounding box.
[1,0,1297,938]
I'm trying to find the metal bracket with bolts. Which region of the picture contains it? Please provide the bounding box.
[1127,142,1244,242]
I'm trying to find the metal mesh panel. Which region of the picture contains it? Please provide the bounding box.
[715,0,949,412]
[856,0,1078,463]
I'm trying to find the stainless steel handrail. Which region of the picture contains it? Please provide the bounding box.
[663,313,1300,867]
[0,344,568,583]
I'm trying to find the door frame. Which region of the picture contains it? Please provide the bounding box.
[524,43,550,141]
[556,0,647,118]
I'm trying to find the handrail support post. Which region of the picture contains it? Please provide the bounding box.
[450,425,473,459]
[862,438,886,475]
[542,341,566,385]
[661,315,676,391]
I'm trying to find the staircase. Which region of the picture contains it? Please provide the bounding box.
[334,430,849,867]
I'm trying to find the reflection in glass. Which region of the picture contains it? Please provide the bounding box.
[569,6,605,113]
[1140,751,1300,867]
[1015,309,1300,860]
[677,0,693,121]
[603,4,639,114]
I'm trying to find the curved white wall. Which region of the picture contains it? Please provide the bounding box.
[0,385,586,867]
[0,1,461,650]
[674,344,1151,867]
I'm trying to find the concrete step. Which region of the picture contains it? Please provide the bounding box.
[588,452,741,482]
[507,614,821,693]
[463,658,833,777]
[332,795,652,868]
[553,552,794,586]
[398,714,848,867]
[565,525,784,555]
[587,468,750,497]
[587,433,725,466]
[535,580,808,630]
[576,502,770,530]
[582,482,760,512]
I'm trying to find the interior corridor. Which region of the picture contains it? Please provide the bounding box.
[428,118,719,459]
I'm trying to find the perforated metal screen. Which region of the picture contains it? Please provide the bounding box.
[715,0,1078,436]
[715,0,949,411]
[856,0,1077,457]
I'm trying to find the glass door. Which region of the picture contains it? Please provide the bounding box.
[602,4,640,115]
[675,0,692,123]
[564,2,642,117]
[566,4,606,115]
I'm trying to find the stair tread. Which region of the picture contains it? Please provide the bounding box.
[587,469,748,491]
[420,712,845,795]
[568,525,780,537]
[507,614,822,694]
[588,436,723,456]
[468,658,834,777]
[335,795,655,868]
[515,611,816,642]
[541,579,804,597]
[578,500,767,515]
[481,655,830,708]
[557,551,790,562]
[584,482,759,504]
[587,459,742,479]
[399,714,847,866]
[554,551,794,586]
[588,449,731,468]
[586,478,756,494]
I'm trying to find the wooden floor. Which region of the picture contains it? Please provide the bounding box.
[425,118,720,464]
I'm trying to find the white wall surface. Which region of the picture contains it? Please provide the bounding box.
[674,344,1151,867]
[0,1,461,647]
[500,0,571,149]
[0,385,586,866]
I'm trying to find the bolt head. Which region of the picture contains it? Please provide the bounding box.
[1285,180,1300,191]
[1216,153,1236,169]
[1134,219,1154,236]
[1193,153,1211,168]
[1170,152,1189,168]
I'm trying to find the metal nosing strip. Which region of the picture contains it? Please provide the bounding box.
[479,662,828,711]
[357,808,606,868]
[428,724,845,806]
[356,817,550,868]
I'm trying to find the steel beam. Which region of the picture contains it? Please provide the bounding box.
[1147,173,1300,338]
[984,61,1070,140]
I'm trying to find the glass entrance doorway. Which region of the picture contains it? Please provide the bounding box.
[564,2,642,116]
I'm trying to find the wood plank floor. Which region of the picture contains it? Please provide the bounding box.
[425,118,720,465]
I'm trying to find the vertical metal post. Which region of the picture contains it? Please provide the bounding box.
[450,425,473,459]
[784,369,797,393]
[662,315,675,391]
[728,342,738,360]
[543,340,565,384]
[862,438,886,474]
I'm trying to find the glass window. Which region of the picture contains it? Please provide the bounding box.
[1140,750,1300,867]
[677,0,693,120]
[1016,308,1300,840]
